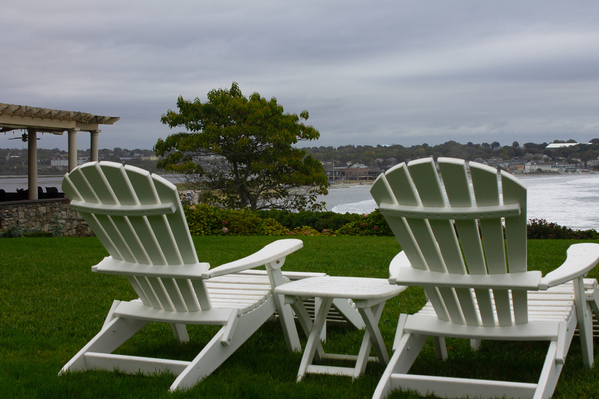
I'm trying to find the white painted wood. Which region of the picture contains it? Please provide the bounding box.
[371,157,599,399]
[277,276,404,381]
[539,243,599,288]
[84,352,190,375]
[69,201,176,216]
[60,161,305,392]
[387,374,537,399]
[379,203,521,220]
[276,277,404,300]
[393,268,542,289]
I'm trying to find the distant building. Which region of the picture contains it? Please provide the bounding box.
[524,161,577,173]
[51,158,87,168]
[545,142,591,149]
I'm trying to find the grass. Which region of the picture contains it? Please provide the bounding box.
[1,236,599,398]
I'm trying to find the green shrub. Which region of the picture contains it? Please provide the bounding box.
[527,218,598,239]
[184,204,290,236]
[334,209,393,236]
[0,225,23,238]
[255,210,361,232]
[182,204,599,239]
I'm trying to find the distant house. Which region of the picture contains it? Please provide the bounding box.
[50,158,87,168]
[586,159,599,169]
[334,163,382,181]
[324,163,343,182]
[524,161,577,173]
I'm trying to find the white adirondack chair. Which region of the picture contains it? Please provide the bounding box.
[58,161,305,392]
[371,157,599,399]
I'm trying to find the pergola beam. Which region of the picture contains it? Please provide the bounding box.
[0,103,119,200]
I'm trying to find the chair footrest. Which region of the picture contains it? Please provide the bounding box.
[388,373,538,399]
[84,352,190,376]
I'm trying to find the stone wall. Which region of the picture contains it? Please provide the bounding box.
[0,198,93,237]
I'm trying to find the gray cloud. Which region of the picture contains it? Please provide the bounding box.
[2,0,599,151]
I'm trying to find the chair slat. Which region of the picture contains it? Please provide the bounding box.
[127,276,151,307]
[122,167,181,265]
[501,171,528,273]
[153,174,198,265]
[469,163,507,275]
[99,162,138,205]
[408,159,466,324]
[65,167,100,204]
[161,278,188,312]
[147,278,175,312]
[74,210,123,261]
[80,163,119,205]
[470,162,512,326]
[192,280,212,311]
[175,279,201,311]
[110,217,151,265]
[147,215,185,265]
[137,276,163,309]
[372,170,450,322]
[372,173,428,271]
[437,159,487,276]
[128,218,168,265]
[94,214,137,263]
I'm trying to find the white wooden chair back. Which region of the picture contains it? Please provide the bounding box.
[63,161,211,313]
[371,157,528,327]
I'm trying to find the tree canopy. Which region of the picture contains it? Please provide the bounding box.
[155,82,329,211]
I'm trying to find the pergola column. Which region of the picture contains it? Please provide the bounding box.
[90,130,100,162]
[27,129,38,200]
[68,129,78,172]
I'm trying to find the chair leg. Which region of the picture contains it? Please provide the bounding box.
[575,277,595,367]
[171,324,190,343]
[534,340,564,399]
[169,300,275,392]
[372,332,428,399]
[60,316,149,373]
[435,337,448,360]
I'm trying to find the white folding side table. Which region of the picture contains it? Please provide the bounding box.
[275,276,405,381]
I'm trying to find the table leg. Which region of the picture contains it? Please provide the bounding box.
[297,297,334,382]
[355,301,389,376]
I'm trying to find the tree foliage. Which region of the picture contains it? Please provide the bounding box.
[303,139,599,168]
[155,82,329,211]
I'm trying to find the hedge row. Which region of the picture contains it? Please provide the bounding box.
[183,205,598,239]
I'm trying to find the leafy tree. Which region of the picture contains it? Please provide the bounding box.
[155,82,329,211]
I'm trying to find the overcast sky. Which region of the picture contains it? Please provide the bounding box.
[2,0,599,151]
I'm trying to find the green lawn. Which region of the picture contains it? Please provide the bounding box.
[1,236,598,398]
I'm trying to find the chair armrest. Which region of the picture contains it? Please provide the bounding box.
[391,267,543,290]
[202,239,304,279]
[389,251,412,283]
[539,243,599,290]
[94,257,211,278]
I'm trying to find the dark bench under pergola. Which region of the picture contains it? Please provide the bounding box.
[0,103,119,200]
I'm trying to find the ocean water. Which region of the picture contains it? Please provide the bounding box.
[322,174,599,231]
[2,173,597,231]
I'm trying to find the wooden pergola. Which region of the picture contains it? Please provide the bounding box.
[0,103,119,200]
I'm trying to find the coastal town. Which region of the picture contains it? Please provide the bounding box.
[1,140,598,181]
